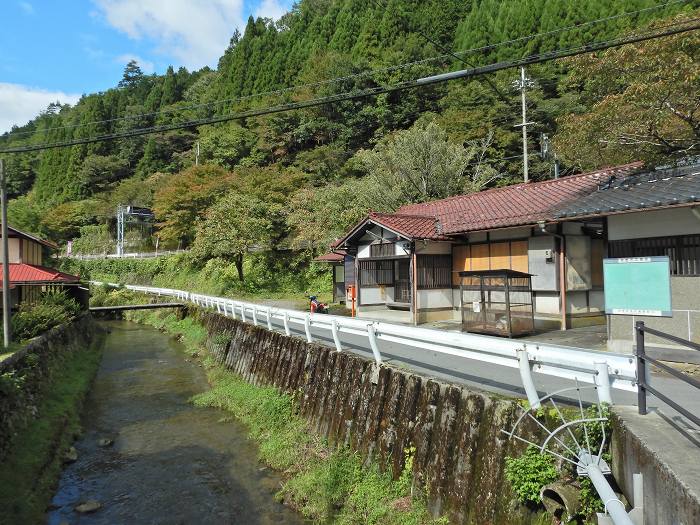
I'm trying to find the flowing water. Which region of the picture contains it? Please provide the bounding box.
[47,321,306,525]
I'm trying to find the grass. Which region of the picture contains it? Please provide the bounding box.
[192,367,447,525]
[0,341,102,524]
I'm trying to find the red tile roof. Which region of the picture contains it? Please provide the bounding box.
[0,264,81,287]
[367,212,447,240]
[396,162,642,234]
[314,251,346,263]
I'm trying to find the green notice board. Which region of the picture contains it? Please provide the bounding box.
[603,256,672,317]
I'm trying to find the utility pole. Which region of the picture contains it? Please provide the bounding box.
[541,133,560,180]
[0,159,11,348]
[116,204,124,256]
[513,67,534,183]
[195,141,200,166]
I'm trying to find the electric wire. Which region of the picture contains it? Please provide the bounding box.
[369,0,512,104]
[3,0,692,140]
[1,17,698,154]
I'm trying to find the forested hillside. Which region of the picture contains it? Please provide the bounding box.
[1,0,698,289]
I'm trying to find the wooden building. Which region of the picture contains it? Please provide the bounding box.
[1,226,84,310]
[328,161,700,350]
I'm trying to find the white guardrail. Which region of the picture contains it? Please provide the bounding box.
[93,282,638,407]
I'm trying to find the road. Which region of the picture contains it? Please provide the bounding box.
[261,314,700,433]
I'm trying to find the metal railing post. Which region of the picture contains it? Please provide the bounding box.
[283,312,291,336]
[230,302,236,320]
[517,346,541,409]
[331,319,342,352]
[252,306,258,326]
[304,314,313,343]
[240,305,246,323]
[266,307,273,331]
[367,323,383,365]
[594,362,613,405]
[635,321,647,415]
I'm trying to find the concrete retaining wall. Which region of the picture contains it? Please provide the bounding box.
[0,315,100,461]
[196,310,545,525]
[611,407,700,525]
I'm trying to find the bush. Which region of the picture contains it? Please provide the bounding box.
[10,291,82,341]
[505,446,559,505]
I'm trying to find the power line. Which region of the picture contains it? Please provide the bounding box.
[370,0,512,104]
[3,0,691,141]
[1,18,697,154]
[455,0,693,58]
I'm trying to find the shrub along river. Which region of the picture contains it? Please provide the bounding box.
[47,321,305,524]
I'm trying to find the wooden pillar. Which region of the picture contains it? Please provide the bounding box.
[411,248,418,325]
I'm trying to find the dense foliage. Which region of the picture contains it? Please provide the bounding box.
[9,291,82,341]
[504,446,559,505]
[2,1,697,287]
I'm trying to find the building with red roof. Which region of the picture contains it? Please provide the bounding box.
[2,226,84,310]
[330,161,700,352]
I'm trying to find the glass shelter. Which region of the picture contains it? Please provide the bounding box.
[458,269,535,337]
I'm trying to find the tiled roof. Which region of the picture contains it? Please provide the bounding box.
[554,165,700,219]
[396,162,643,234]
[334,211,447,249]
[314,251,346,263]
[0,264,81,287]
[367,212,447,240]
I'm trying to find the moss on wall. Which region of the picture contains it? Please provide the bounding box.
[194,310,546,524]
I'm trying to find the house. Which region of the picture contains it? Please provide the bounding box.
[553,163,700,352]
[329,161,700,351]
[1,226,85,310]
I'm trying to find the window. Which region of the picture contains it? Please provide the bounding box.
[452,240,530,283]
[417,255,451,289]
[609,234,700,276]
[370,242,394,257]
[359,260,393,286]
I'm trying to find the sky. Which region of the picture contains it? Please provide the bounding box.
[0,0,294,133]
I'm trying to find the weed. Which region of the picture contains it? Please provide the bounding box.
[504,446,559,505]
[0,340,102,524]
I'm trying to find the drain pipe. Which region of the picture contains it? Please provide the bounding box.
[538,221,567,331]
[691,205,700,221]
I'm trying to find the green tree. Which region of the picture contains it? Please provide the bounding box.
[192,192,276,281]
[152,165,234,246]
[77,154,127,195]
[359,120,499,208]
[287,175,391,251]
[554,12,700,169]
[197,122,257,169]
[118,60,144,89]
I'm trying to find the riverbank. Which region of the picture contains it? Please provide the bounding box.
[0,315,103,524]
[108,294,564,525]
[48,321,304,524]
[120,304,448,524]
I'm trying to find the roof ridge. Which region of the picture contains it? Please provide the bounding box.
[371,211,437,220]
[399,161,644,210]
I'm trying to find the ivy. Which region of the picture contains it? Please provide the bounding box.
[505,446,559,505]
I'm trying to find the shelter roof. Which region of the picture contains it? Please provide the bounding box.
[314,250,346,263]
[0,264,81,287]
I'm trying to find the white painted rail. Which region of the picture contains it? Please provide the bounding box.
[92,282,638,406]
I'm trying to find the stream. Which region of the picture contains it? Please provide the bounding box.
[47,321,306,525]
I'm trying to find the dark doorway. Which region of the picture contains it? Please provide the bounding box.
[394,259,411,304]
